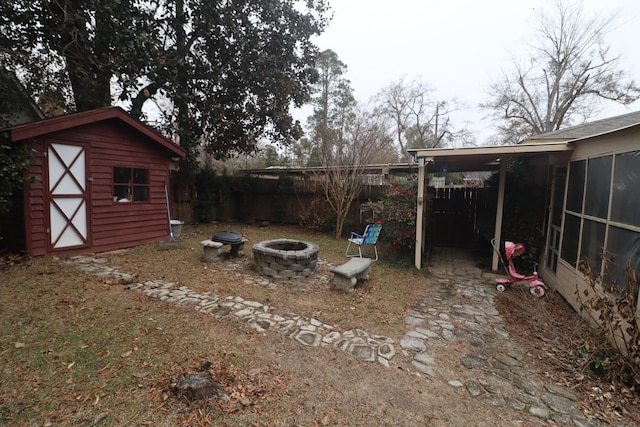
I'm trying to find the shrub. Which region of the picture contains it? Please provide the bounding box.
[193,167,223,223]
[380,176,419,257]
[576,256,640,385]
[481,160,546,271]
[0,134,34,215]
[299,196,335,232]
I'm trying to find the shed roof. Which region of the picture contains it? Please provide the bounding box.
[8,106,185,158]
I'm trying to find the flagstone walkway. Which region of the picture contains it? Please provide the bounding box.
[63,248,600,426]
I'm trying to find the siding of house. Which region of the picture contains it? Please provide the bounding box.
[22,119,175,256]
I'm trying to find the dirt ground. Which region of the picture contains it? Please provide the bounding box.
[494,284,640,425]
[1,224,640,426]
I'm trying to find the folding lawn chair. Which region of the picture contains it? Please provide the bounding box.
[345,223,382,261]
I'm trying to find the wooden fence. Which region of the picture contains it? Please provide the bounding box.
[168,173,387,233]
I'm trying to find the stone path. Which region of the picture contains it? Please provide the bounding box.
[417,247,599,426]
[64,248,601,426]
[64,256,397,367]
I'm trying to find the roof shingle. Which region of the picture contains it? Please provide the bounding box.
[527,110,640,142]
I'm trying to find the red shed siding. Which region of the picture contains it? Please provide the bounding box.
[24,119,176,256]
[24,139,47,256]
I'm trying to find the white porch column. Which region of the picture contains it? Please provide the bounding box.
[415,157,426,269]
[492,158,508,271]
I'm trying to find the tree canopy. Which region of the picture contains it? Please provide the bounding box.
[0,68,37,215]
[0,0,330,163]
[303,49,394,238]
[484,0,640,143]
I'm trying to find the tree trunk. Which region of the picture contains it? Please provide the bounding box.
[334,199,352,239]
[63,6,112,111]
[335,215,344,240]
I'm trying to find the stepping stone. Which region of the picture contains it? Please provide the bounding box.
[400,336,426,351]
[541,393,584,418]
[405,315,426,326]
[544,384,581,402]
[378,343,396,360]
[414,352,435,366]
[460,354,492,371]
[512,375,540,396]
[465,380,486,397]
[412,361,435,376]
[349,344,375,362]
[295,331,321,347]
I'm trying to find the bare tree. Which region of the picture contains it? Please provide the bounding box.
[306,49,395,238]
[319,107,393,239]
[484,0,640,143]
[376,77,471,160]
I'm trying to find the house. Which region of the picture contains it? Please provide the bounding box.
[526,111,640,313]
[6,107,185,256]
[0,67,46,126]
[408,110,640,320]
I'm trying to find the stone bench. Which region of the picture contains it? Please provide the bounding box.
[330,257,373,293]
[201,240,224,262]
[200,238,249,262]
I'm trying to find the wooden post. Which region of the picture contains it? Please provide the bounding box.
[492,158,509,271]
[415,158,427,269]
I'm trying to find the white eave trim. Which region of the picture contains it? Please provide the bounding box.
[408,142,572,159]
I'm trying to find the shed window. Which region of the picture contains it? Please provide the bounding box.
[113,167,149,202]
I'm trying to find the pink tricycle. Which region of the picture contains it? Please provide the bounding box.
[491,238,546,298]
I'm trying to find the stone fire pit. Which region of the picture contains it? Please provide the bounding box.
[252,239,319,279]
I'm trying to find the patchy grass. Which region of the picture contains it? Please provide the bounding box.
[104,224,425,339]
[5,223,636,426]
[1,224,443,426]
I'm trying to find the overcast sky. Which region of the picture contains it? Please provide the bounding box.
[299,0,640,144]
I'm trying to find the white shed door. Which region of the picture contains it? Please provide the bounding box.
[48,143,88,249]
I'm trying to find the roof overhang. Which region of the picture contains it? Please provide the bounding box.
[8,106,186,158]
[408,142,573,172]
[240,163,417,176]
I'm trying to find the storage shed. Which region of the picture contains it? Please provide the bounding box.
[8,107,186,257]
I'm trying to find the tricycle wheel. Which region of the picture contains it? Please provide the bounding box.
[530,285,546,298]
[496,283,507,293]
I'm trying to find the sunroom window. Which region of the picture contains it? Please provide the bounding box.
[560,151,640,290]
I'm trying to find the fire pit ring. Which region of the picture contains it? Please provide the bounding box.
[252,239,319,279]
